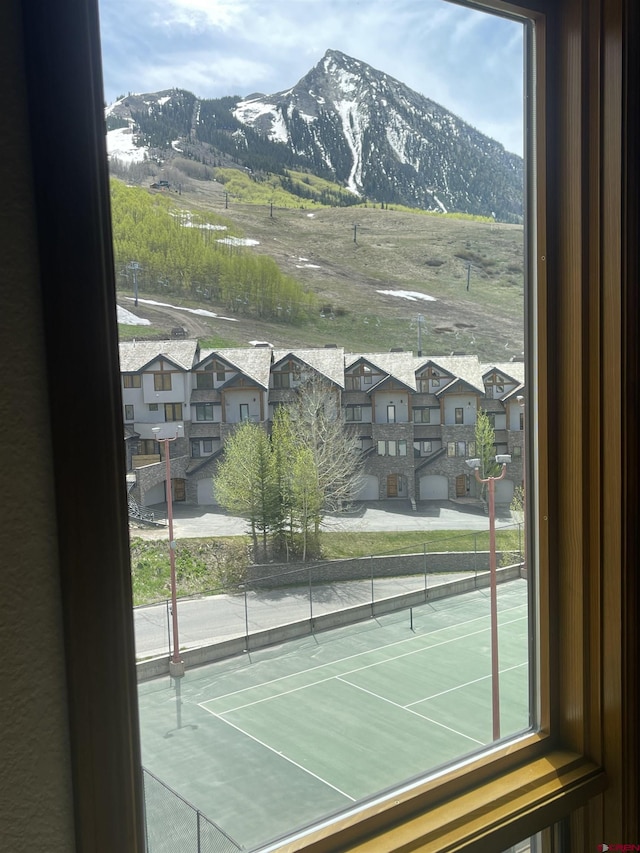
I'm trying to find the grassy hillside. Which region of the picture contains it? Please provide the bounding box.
[115,167,524,360]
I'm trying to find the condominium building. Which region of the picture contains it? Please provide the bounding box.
[121,340,525,509]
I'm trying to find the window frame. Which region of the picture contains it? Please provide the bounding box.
[123,373,141,388]
[24,0,639,849]
[196,371,213,390]
[153,372,172,391]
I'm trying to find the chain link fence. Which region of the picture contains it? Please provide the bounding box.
[143,768,242,853]
[134,525,524,661]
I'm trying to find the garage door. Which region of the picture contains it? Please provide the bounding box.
[495,478,515,505]
[420,475,449,500]
[353,474,379,501]
[197,478,217,506]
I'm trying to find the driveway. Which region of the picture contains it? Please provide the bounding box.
[131,500,516,540]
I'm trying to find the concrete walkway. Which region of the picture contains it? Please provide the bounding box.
[131,499,515,540]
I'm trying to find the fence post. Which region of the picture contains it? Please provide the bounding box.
[518,522,522,563]
[166,598,171,657]
[244,585,249,651]
[423,542,428,593]
[474,532,478,586]
[309,567,314,631]
[370,555,375,615]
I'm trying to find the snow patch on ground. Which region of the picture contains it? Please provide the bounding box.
[106,127,148,164]
[123,297,239,322]
[376,290,437,302]
[217,237,260,247]
[117,305,151,325]
[296,263,321,269]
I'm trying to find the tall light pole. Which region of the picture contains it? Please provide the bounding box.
[466,454,510,741]
[152,425,184,677]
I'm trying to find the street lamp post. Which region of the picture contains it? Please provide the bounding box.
[466,454,510,741]
[153,426,184,677]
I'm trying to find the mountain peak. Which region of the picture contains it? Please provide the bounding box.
[233,51,522,220]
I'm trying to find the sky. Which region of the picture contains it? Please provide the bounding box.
[98,0,525,155]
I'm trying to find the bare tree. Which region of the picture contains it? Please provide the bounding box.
[286,375,364,536]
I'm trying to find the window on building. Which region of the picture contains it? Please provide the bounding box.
[398,440,407,456]
[455,407,464,424]
[363,368,372,385]
[513,445,522,458]
[388,440,397,456]
[164,403,182,421]
[447,441,456,457]
[195,403,213,421]
[124,404,134,420]
[149,403,158,411]
[414,408,431,423]
[154,373,172,391]
[377,440,386,456]
[196,372,213,389]
[345,405,362,421]
[191,440,200,458]
[139,439,157,455]
[203,439,213,453]
[273,372,291,388]
[123,374,141,388]
[387,404,396,423]
[216,370,226,382]
[239,404,249,421]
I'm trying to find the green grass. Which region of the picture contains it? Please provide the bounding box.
[319,528,523,559]
[130,527,524,605]
[130,537,250,605]
[113,167,525,360]
[117,324,166,340]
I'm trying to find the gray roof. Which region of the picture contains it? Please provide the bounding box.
[344,352,420,390]
[481,361,526,386]
[197,347,273,389]
[423,356,485,394]
[119,339,199,372]
[272,347,346,388]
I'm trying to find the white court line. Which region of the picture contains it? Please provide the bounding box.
[204,616,527,716]
[199,704,356,802]
[200,602,528,708]
[335,676,485,746]
[405,661,528,706]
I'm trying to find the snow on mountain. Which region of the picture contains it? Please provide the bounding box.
[104,52,523,221]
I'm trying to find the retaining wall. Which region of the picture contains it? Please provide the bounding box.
[245,550,523,587]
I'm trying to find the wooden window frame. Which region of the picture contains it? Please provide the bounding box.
[23,0,639,850]
[123,374,141,388]
[196,371,214,390]
[153,372,172,391]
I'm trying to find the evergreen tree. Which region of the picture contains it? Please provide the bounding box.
[474,410,500,499]
[213,422,277,562]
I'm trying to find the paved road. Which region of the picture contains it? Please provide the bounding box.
[132,499,516,541]
[133,572,480,659]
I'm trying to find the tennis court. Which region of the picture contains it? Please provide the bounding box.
[138,577,529,851]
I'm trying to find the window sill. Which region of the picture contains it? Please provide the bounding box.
[274,747,605,853]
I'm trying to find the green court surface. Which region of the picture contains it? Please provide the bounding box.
[138,578,530,851]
